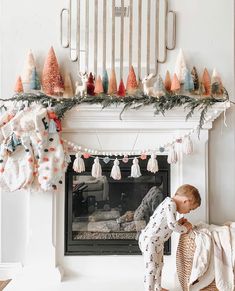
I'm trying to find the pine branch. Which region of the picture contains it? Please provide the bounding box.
[0,90,230,133]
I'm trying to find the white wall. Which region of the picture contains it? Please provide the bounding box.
[0,0,234,289]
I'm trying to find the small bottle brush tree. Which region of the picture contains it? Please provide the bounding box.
[87,72,95,95]
[102,70,109,94]
[14,76,24,93]
[117,79,126,97]
[191,66,199,92]
[164,70,171,92]
[174,48,187,84]
[126,65,138,94]
[184,69,194,92]
[94,75,104,94]
[63,73,74,98]
[108,69,117,94]
[30,67,41,90]
[211,68,223,95]
[155,74,165,97]
[22,50,36,91]
[202,68,211,96]
[171,74,181,93]
[42,47,64,96]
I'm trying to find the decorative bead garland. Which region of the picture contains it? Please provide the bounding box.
[61,106,226,180]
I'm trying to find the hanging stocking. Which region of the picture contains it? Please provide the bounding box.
[183,136,193,155]
[91,157,102,178]
[73,152,85,173]
[0,144,8,175]
[34,107,66,191]
[167,145,178,164]
[131,157,141,178]
[2,135,35,191]
[110,158,121,180]
[147,153,159,173]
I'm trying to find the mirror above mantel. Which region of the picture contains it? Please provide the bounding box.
[60,0,176,81]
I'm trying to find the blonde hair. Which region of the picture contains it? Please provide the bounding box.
[175,184,201,206]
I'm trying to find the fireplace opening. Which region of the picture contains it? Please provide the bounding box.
[65,155,171,255]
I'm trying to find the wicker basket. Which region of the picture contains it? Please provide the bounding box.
[176,233,218,291]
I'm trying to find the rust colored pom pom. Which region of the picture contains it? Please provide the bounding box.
[83,153,91,159]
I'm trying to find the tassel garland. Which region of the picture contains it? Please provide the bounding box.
[147,153,159,173]
[63,133,195,180]
[183,136,193,155]
[91,157,102,178]
[131,157,141,178]
[73,152,85,173]
[167,145,178,164]
[110,158,121,180]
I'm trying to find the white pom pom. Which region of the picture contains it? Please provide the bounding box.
[73,152,85,173]
[91,157,102,178]
[147,153,159,173]
[183,136,193,155]
[110,158,121,180]
[167,145,178,164]
[131,157,141,178]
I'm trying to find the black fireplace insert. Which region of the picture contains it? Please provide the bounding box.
[65,155,171,255]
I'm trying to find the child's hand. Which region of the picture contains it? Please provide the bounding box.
[183,221,193,233]
[178,217,188,225]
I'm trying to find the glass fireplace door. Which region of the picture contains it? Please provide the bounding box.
[65,155,171,255]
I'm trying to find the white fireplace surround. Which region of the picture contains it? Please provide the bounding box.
[1,101,230,291]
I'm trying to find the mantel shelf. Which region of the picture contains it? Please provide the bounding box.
[62,101,230,132]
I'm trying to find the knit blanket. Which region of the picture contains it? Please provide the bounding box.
[177,223,235,291]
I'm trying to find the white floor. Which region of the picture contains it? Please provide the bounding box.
[5,267,182,291]
[5,277,182,291]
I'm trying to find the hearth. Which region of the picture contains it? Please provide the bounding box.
[65,155,171,255]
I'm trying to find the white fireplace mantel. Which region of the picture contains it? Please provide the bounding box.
[62,101,230,154]
[2,101,230,291]
[63,102,229,131]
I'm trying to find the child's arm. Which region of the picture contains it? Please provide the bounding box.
[166,202,188,233]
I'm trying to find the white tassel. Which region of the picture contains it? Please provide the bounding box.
[183,136,193,155]
[91,157,102,178]
[167,145,178,164]
[131,157,141,178]
[73,152,85,173]
[110,158,121,180]
[147,153,159,173]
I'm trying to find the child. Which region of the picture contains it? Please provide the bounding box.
[138,184,201,291]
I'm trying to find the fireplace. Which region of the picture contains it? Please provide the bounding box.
[65,155,171,255]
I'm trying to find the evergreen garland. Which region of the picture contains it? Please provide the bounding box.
[0,88,229,132]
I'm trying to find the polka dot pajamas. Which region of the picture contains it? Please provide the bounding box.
[139,197,187,291]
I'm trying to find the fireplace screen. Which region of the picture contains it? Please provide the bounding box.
[65,155,170,255]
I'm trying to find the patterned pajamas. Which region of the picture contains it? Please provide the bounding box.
[139,197,188,291]
[139,235,164,291]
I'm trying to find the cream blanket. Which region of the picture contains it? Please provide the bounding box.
[188,223,235,291]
